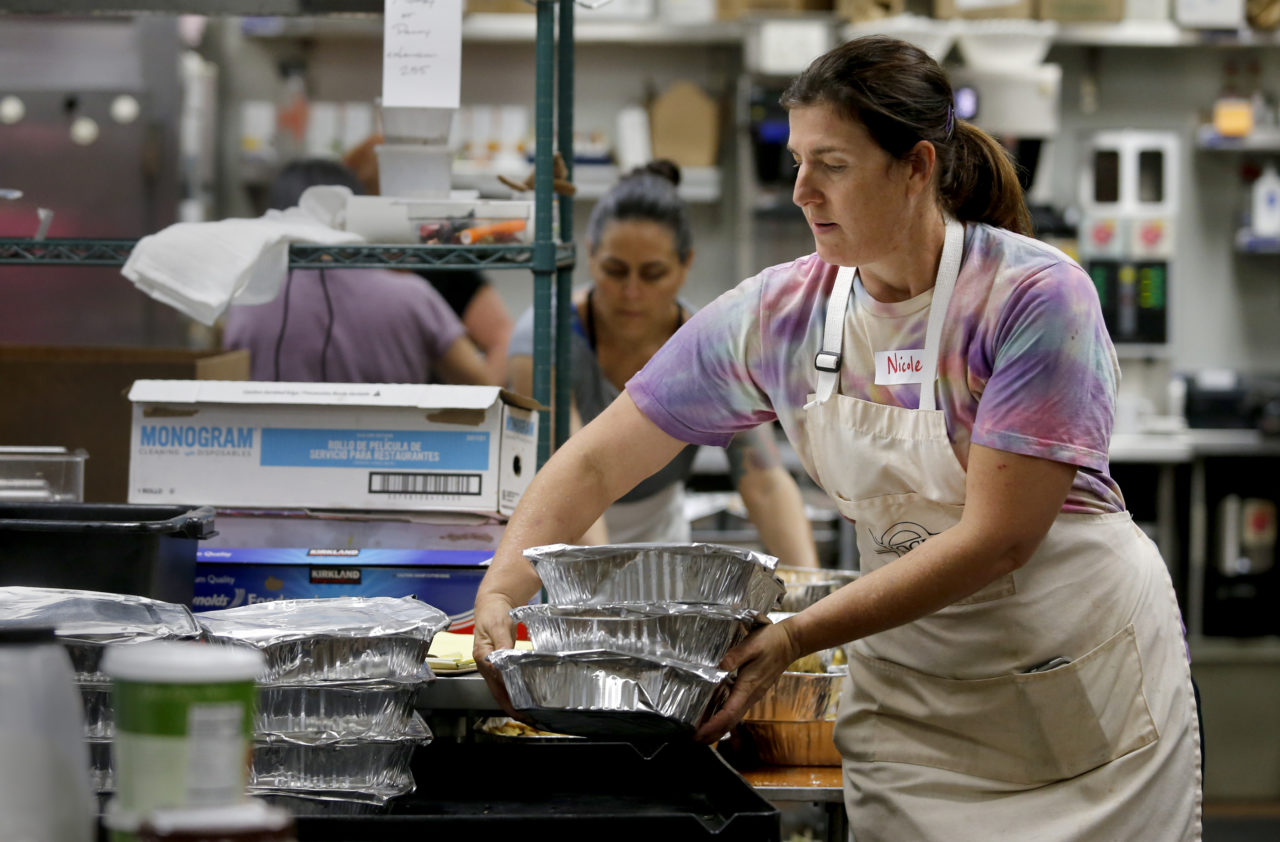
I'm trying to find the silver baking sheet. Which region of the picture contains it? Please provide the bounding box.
[197,597,448,683]
[87,737,113,793]
[743,671,842,722]
[249,712,429,794]
[80,681,113,739]
[256,679,422,741]
[486,648,730,740]
[524,543,783,614]
[510,603,756,668]
[0,586,201,681]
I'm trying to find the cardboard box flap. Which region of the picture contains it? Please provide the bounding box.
[129,380,512,411]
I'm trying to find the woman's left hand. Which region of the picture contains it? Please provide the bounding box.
[694,620,802,744]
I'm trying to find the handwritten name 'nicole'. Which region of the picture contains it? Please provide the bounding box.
[884,352,922,374]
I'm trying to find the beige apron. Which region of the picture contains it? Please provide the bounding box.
[799,220,1202,841]
[604,481,690,544]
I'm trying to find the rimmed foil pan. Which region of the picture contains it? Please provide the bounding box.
[256,679,422,741]
[743,671,842,722]
[249,712,429,795]
[510,603,756,668]
[487,648,730,740]
[0,586,201,681]
[524,543,783,614]
[254,786,411,814]
[197,596,448,683]
[737,719,841,766]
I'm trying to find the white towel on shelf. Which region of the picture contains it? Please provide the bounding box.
[121,185,366,326]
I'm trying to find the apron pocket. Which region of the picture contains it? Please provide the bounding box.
[952,573,1016,605]
[840,623,1158,785]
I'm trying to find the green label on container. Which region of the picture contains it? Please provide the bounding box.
[113,680,256,736]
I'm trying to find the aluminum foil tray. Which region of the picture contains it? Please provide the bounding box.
[0,586,201,681]
[255,789,409,814]
[738,719,841,766]
[197,597,448,683]
[256,679,422,741]
[779,580,843,613]
[249,713,429,794]
[510,602,755,668]
[487,648,730,741]
[80,681,113,739]
[743,671,842,722]
[87,737,113,793]
[524,543,783,614]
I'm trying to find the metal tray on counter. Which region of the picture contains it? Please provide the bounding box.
[285,741,780,841]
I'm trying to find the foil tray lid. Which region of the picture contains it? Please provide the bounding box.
[197,596,448,646]
[0,586,200,642]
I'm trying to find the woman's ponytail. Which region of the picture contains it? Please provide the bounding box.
[941,121,1032,237]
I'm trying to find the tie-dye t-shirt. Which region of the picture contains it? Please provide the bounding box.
[627,223,1125,514]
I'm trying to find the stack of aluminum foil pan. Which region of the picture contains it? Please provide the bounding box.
[0,586,205,798]
[197,596,448,807]
[488,543,783,740]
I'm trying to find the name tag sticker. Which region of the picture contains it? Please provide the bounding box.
[875,349,927,385]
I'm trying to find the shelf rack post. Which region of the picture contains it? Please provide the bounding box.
[556,0,575,456]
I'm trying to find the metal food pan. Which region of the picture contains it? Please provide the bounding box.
[524,543,783,614]
[487,648,729,741]
[249,714,430,794]
[737,719,841,766]
[510,603,755,667]
[743,671,842,723]
[256,679,422,741]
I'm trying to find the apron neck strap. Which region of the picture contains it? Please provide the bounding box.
[806,217,965,412]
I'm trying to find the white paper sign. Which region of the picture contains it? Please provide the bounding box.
[382,0,462,109]
[874,349,928,385]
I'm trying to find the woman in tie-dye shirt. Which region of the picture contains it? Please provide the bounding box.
[474,35,1200,841]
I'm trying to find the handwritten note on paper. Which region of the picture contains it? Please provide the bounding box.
[382,0,462,109]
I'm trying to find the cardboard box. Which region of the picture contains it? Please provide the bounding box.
[1038,0,1122,20]
[933,0,1032,18]
[193,547,493,632]
[650,81,720,169]
[0,346,249,503]
[127,381,539,517]
[717,0,832,18]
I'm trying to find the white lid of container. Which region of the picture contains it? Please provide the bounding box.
[103,640,264,683]
[143,801,294,834]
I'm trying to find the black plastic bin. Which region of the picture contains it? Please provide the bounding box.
[286,741,780,842]
[0,503,215,605]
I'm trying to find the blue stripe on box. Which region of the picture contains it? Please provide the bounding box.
[259,428,489,470]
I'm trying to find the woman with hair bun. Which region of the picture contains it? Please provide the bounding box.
[476,37,1200,840]
[506,159,820,557]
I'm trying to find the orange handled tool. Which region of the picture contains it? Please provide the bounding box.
[458,219,527,245]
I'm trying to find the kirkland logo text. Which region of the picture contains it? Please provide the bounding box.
[139,425,254,449]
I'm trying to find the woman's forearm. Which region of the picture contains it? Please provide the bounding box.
[737,465,820,568]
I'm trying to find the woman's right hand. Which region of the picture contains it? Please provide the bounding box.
[472,593,522,719]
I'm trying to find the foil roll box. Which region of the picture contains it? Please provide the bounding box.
[249,712,430,797]
[524,543,784,615]
[0,586,202,681]
[510,602,756,668]
[255,679,422,741]
[487,648,730,741]
[197,596,449,683]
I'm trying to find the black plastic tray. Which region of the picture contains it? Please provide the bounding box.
[0,503,215,604]
[286,741,780,841]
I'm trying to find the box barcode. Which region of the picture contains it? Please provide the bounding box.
[369,472,482,496]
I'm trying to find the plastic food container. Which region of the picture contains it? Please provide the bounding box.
[380,104,453,144]
[196,597,449,684]
[0,446,87,502]
[511,602,756,668]
[525,542,784,615]
[344,195,533,246]
[375,143,452,199]
[487,648,730,741]
[0,504,216,604]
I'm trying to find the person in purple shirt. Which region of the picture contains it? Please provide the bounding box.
[473,37,1201,841]
[222,159,493,385]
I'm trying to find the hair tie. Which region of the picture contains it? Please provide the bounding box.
[944,104,955,140]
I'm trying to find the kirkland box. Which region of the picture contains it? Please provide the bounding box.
[127,381,539,517]
[192,547,491,632]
